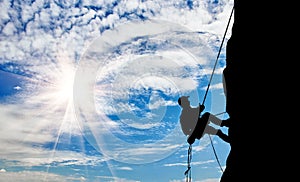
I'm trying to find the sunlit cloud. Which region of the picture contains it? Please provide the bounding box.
[0,50,87,167]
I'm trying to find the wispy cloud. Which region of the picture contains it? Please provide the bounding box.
[164,159,215,167]
[0,170,85,182]
[95,175,140,182]
[117,166,133,171]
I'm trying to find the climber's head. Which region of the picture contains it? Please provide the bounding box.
[178,96,190,107]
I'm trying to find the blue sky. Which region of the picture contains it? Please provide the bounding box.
[0,0,234,181]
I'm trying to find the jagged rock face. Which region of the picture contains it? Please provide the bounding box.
[220,0,276,181]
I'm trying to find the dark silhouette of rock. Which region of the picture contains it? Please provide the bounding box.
[219,0,286,181]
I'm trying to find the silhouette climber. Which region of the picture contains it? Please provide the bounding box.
[178,96,231,145]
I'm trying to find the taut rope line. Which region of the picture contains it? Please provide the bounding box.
[184,4,235,181]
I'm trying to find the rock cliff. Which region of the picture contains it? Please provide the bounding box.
[220,0,281,181]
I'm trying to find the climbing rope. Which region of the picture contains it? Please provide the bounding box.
[184,144,192,182]
[202,5,235,104]
[210,111,227,173]
[204,4,234,174]
[184,4,235,180]
[209,134,224,173]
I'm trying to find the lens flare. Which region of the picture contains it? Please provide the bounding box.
[73,20,214,164]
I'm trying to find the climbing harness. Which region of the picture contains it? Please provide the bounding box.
[184,112,225,182]
[184,4,235,181]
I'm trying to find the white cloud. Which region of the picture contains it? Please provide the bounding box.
[164,159,214,167]
[117,166,133,171]
[82,123,187,164]
[0,138,107,167]
[0,169,6,172]
[95,175,140,182]
[199,178,220,182]
[205,82,224,90]
[0,86,106,167]
[0,1,10,22]
[13,86,22,90]
[2,22,17,36]
[0,0,234,65]
[0,171,85,182]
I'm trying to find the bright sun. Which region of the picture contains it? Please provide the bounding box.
[44,58,78,133]
[37,53,77,108]
[55,67,75,102]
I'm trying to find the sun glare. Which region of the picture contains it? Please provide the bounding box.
[42,55,81,135]
[45,50,77,105]
[55,67,75,102]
